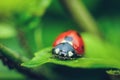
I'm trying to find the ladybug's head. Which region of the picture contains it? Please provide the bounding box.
[52,43,77,60]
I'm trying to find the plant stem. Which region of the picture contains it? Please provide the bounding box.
[0,43,28,63]
[0,44,47,79]
[60,0,102,37]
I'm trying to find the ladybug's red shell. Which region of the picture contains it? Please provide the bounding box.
[53,30,84,55]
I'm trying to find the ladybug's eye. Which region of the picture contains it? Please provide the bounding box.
[68,51,73,57]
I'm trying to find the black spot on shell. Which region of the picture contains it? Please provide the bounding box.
[76,32,81,37]
[81,46,84,50]
[64,36,73,41]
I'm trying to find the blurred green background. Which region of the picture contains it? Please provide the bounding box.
[0,0,120,80]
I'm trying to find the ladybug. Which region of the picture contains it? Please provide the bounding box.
[52,30,84,60]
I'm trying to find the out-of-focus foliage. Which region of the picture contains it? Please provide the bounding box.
[82,0,101,11]
[0,0,51,17]
[0,0,52,37]
[98,16,120,48]
[0,23,16,39]
[0,0,52,79]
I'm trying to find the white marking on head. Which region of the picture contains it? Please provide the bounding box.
[61,40,73,46]
[55,48,60,54]
[68,42,73,46]
[68,51,73,57]
[61,40,66,43]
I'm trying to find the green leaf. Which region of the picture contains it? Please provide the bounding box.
[22,33,120,69]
